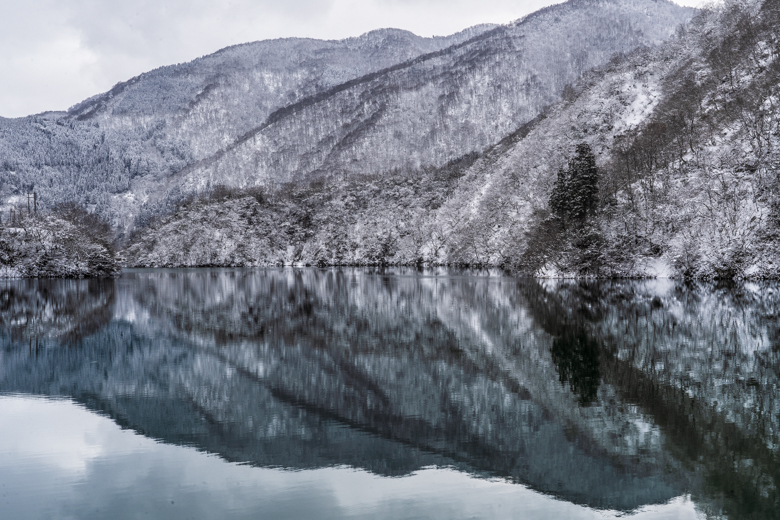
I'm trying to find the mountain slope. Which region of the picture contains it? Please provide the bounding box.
[127,0,780,281]
[68,26,495,159]
[0,25,494,234]
[171,0,696,194]
[434,0,780,278]
[0,0,694,237]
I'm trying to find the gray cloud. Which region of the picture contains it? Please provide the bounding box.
[0,0,703,118]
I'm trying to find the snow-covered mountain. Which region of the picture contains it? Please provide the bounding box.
[173,0,695,189]
[128,0,780,280]
[0,0,695,238]
[68,25,495,160]
[0,25,495,235]
[431,0,780,278]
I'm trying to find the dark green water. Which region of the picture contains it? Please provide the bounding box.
[1,269,778,519]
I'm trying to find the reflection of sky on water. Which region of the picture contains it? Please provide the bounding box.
[0,396,701,520]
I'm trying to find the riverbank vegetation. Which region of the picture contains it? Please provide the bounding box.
[0,202,121,278]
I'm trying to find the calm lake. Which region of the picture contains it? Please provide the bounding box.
[0,269,778,519]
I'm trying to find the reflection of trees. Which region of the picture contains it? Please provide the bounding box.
[521,280,604,406]
[5,270,780,516]
[0,278,115,345]
[550,330,600,405]
[604,353,780,520]
[2,269,681,512]
[522,279,780,519]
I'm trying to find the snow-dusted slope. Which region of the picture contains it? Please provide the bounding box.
[127,0,780,280]
[0,25,494,234]
[0,0,694,236]
[434,0,780,278]
[173,0,695,191]
[122,35,687,269]
[424,42,680,266]
[70,26,494,159]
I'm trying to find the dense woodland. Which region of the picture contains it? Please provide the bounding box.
[4,0,780,278]
[0,203,120,278]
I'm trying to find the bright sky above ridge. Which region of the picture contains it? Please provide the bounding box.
[1,0,703,118]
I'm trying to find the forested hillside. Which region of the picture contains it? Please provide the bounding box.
[173,0,694,192]
[0,204,120,278]
[128,0,780,280]
[440,0,780,279]
[0,0,694,241]
[0,25,495,237]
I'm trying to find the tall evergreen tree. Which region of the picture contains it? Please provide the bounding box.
[550,166,569,222]
[549,143,599,224]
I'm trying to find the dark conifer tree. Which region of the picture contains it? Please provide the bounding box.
[550,166,569,222]
[549,143,599,225]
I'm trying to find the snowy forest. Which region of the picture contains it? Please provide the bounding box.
[2,0,779,279]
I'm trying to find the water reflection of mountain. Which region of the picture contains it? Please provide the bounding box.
[1,270,778,517]
[0,278,115,345]
[523,279,780,519]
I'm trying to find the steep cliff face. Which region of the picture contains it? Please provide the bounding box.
[0,0,694,236]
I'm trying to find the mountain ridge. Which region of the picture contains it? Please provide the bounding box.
[0,0,695,240]
[166,25,509,183]
[125,0,780,281]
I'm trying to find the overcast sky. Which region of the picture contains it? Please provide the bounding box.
[1,0,703,118]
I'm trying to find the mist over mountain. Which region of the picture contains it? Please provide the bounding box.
[0,0,694,245]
